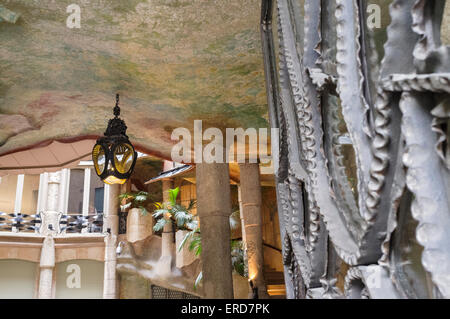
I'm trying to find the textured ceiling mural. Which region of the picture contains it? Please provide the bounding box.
[0,0,268,159]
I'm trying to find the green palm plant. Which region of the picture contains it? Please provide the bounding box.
[177,207,247,290]
[119,191,152,215]
[178,221,201,256]
[152,187,196,232]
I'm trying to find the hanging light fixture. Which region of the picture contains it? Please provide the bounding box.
[92,93,137,185]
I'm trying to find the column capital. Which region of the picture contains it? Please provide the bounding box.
[47,171,61,184]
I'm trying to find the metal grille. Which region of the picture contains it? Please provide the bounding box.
[151,285,168,299]
[151,285,200,299]
[184,293,200,299]
[168,290,184,299]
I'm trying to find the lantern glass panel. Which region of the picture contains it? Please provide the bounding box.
[113,143,135,174]
[104,175,127,185]
[92,144,106,176]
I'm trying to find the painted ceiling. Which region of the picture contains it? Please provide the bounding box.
[0,0,268,160]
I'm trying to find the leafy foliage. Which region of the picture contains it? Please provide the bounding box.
[231,240,246,277]
[188,234,202,256]
[119,191,152,215]
[161,189,248,289]
[177,221,247,290]
[169,187,179,206]
[152,187,197,232]
[194,271,203,290]
[153,217,168,232]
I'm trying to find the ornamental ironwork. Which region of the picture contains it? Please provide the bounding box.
[261,0,450,299]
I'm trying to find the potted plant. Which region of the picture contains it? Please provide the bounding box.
[119,191,152,215]
[152,187,198,266]
[152,187,197,232]
[119,191,154,244]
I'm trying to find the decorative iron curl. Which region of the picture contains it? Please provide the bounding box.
[277,0,321,250]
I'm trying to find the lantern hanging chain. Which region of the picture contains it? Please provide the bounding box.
[113,93,120,118]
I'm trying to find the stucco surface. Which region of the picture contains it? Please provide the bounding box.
[0,0,268,159]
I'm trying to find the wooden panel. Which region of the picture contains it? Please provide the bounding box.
[180,182,197,215]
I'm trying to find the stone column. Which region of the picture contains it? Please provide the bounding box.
[37,171,62,298]
[238,186,249,279]
[40,171,61,235]
[238,163,268,298]
[38,235,55,298]
[196,162,234,298]
[103,184,120,299]
[104,184,120,236]
[157,178,175,277]
[103,234,118,299]
[46,172,60,211]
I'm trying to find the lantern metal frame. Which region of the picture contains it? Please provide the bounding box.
[92,93,137,183]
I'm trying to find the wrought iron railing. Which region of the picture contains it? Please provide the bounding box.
[60,213,104,233]
[0,211,103,234]
[0,212,40,232]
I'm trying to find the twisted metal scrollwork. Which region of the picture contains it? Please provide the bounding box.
[262,0,450,298]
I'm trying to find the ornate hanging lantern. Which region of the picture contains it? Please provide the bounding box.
[92,93,137,185]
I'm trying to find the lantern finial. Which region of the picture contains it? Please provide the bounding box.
[114,93,120,117]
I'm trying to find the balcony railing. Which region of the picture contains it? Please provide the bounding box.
[0,211,103,234]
